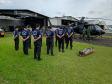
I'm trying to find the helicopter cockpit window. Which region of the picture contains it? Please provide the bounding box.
[95,25,102,30]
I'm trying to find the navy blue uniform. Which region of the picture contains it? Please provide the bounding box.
[55,29,58,47]
[46,29,54,55]
[40,29,43,46]
[13,30,19,51]
[32,29,42,60]
[66,28,74,49]
[28,29,32,49]
[64,27,68,45]
[21,29,29,55]
[57,28,65,52]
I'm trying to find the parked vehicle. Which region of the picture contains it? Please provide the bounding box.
[0,29,5,37]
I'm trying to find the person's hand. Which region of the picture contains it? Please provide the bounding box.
[61,35,64,38]
[68,36,70,38]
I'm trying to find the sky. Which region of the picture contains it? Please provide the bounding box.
[0,0,112,24]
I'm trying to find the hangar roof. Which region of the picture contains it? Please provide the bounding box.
[0,9,49,19]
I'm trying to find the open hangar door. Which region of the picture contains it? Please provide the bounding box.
[62,19,75,26]
[22,17,48,28]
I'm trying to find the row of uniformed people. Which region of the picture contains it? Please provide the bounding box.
[13,26,74,61]
[55,26,74,51]
[13,26,42,60]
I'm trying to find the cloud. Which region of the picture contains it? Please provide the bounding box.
[0,0,12,4]
[87,0,112,24]
[0,0,111,24]
[88,0,112,18]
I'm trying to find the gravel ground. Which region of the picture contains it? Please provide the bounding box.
[74,33,112,47]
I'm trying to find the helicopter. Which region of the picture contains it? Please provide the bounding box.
[71,17,105,36]
[48,17,105,36]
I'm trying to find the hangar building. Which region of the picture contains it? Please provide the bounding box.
[0,9,49,31]
[49,16,78,26]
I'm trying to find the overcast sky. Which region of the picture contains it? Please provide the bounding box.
[0,0,112,24]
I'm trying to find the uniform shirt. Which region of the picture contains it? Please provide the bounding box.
[32,29,41,39]
[57,28,65,36]
[63,27,67,34]
[46,30,54,38]
[55,29,58,35]
[21,29,29,39]
[28,29,32,36]
[13,30,19,38]
[67,28,73,36]
[40,29,43,36]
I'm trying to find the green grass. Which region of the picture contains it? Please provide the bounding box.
[0,34,112,84]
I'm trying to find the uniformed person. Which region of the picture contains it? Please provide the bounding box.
[86,26,91,40]
[13,27,19,51]
[32,27,42,60]
[66,26,74,49]
[82,27,87,40]
[57,26,65,52]
[27,25,32,49]
[46,26,54,56]
[82,25,91,40]
[20,26,30,55]
[39,27,43,47]
[64,26,68,47]
[36,24,42,46]
[55,29,58,47]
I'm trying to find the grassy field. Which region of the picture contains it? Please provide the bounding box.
[0,34,112,84]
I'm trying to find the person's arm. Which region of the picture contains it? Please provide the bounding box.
[53,32,55,38]
[24,31,30,41]
[69,32,73,38]
[57,34,61,38]
[45,32,48,38]
[46,34,49,39]
[13,32,17,39]
[34,35,41,42]
[34,31,42,42]
[14,35,18,39]
[19,31,23,41]
[24,36,29,41]
[56,30,60,38]
[61,34,65,38]
[20,36,24,41]
[60,31,65,38]
[13,31,17,39]
[21,34,28,41]
[14,33,19,39]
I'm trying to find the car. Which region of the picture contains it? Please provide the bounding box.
[0,29,5,37]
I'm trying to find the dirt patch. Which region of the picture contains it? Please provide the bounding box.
[74,37,112,47]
